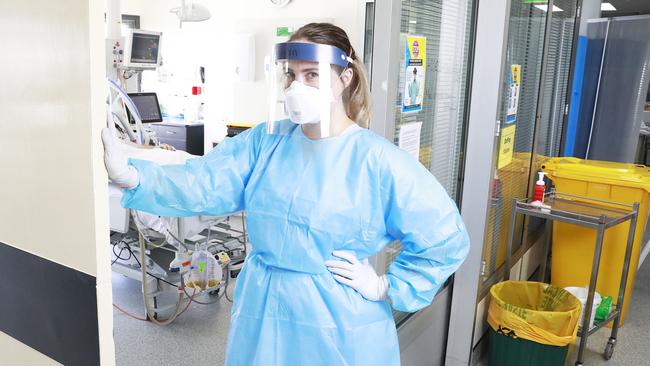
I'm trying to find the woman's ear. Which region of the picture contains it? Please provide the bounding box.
[340,68,354,89]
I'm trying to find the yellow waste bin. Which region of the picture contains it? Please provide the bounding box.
[542,157,650,325]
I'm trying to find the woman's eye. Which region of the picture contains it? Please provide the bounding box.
[306,72,319,80]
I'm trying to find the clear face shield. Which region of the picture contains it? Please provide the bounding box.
[267,42,351,138]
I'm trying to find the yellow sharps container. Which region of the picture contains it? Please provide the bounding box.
[542,157,650,325]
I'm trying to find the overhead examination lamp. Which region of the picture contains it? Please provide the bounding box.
[170,0,211,28]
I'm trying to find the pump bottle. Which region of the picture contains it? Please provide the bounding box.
[533,172,547,202]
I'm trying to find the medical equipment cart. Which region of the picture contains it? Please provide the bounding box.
[503,190,639,366]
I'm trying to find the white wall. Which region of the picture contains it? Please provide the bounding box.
[0,0,98,276]
[120,0,364,148]
[0,0,114,364]
[0,332,62,366]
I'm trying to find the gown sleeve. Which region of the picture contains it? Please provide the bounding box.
[120,124,264,217]
[379,146,470,313]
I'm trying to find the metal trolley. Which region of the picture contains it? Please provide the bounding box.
[503,190,639,366]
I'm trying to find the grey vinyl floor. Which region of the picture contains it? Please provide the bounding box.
[563,259,650,366]
[112,272,234,366]
[112,230,650,366]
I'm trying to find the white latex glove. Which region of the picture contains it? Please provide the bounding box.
[101,128,140,189]
[325,251,389,301]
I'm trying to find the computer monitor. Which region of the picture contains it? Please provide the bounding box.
[123,29,162,69]
[126,92,163,123]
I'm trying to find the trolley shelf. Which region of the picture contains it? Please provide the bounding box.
[504,190,639,365]
[578,308,620,338]
[514,192,636,229]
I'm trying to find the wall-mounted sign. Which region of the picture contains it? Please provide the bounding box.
[506,64,521,124]
[402,35,427,114]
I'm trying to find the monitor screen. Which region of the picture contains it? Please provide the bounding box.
[130,32,160,65]
[127,92,163,123]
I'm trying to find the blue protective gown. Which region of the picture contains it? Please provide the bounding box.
[122,122,470,365]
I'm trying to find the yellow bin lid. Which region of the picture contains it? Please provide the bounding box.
[226,122,255,128]
[541,157,650,193]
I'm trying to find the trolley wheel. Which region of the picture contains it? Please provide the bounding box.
[209,288,221,296]
[603,341,615,360]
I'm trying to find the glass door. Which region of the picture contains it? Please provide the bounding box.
[366,3,476,362]
[479,0,579,294]
[386,0,475,324]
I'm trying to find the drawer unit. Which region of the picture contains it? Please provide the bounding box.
[156,124,187,139]
[149,122,204,156]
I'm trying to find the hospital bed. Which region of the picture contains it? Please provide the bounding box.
[107,79,246,324]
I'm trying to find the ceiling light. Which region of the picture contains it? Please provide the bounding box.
[534,4,563,12]
[170,0,211,28]
[409,20,417,24]
[601,3,617,11]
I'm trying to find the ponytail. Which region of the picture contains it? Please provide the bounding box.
[344,58,372,128]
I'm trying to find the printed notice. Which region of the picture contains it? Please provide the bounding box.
[498,124,516,169]
[506,65,521,124]
[398,122,423,160]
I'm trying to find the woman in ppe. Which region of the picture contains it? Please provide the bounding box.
[103,23,470,366]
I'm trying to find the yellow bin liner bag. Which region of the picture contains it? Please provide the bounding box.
[488,281,581,346]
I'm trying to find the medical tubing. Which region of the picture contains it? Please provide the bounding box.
[177,291,195,316]
[129,211,175,250]
[107,78,146,144]
[111,246,127,265]
[109,111,138,143]
[224,263,234,303]
[111,238,134,265]
[112,240,130,257]
[113,237,192,323]
[122,242,178,288]
[138,234,185,325]
[241,212,248,256]
[165,229,191,250]
[112,303,148,322]
[113,287,196,323]
[175,290,196,317]
[140,231,174,250]
[117,221,233,321]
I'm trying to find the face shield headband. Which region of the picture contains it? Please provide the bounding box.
[274,42,352,68]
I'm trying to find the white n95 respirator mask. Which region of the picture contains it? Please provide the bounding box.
[284,81,328,125]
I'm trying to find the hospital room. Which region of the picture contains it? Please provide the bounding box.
[3,0,650,365]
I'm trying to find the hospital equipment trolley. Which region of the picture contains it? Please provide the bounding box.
[503,190,639,366]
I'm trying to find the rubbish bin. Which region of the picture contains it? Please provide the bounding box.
[542,157,650,325]
[487,281,581,366]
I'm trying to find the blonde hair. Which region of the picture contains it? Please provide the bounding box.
[289,23,372,128]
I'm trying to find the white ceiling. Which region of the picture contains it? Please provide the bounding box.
[604,0,650,15]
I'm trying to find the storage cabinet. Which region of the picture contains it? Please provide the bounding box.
[149,122,204,156]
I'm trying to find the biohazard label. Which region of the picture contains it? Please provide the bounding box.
[502,303,528,320]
